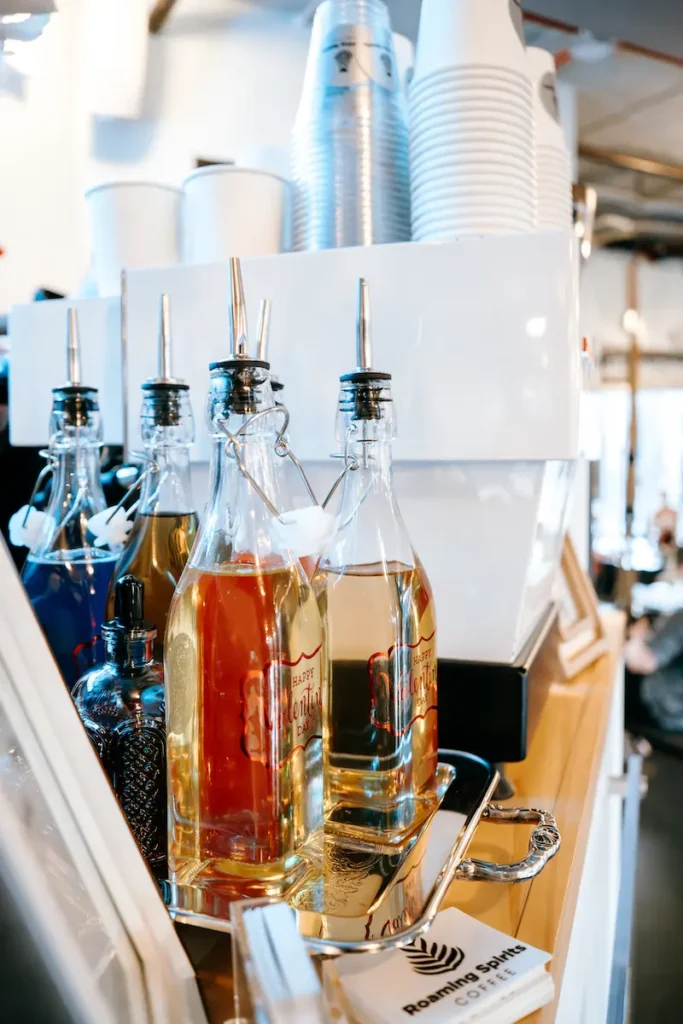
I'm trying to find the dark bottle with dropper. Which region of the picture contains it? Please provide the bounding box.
[73,574,167,878]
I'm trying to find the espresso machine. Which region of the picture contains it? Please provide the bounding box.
[9,232,580,766]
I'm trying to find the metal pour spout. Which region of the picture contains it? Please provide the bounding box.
[158,293,172,380]
[256,299,272,362]
[356,278,372,371]
[229,256,249,358]
[66,307,82,385]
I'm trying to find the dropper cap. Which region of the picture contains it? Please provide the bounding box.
[113,574,155,635]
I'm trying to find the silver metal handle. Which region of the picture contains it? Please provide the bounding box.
[454,804,561,884]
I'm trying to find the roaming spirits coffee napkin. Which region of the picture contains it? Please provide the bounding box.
[331,907,553,1024]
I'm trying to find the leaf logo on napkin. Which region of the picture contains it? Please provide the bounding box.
[405,938,465,976]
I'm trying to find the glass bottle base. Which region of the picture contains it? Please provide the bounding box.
[324,766,441,847]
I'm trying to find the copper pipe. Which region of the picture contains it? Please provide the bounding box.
[523,11,683,70]
[149,0,178,34]
[579,144,683,183]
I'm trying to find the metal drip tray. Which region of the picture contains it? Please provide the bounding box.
[166,751,561,955]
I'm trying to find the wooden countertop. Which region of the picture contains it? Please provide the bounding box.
[441,608,626,1022]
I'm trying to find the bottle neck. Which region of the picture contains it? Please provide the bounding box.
[139,442,194,515]
[104,630,156,673]
[31,442,108,557]
[192,428,288,569]
[49,444,105,505]
[324,422,414,572]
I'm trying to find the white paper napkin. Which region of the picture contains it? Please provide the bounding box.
[332,907,553,1024]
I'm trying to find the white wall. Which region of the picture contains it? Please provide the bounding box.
[0,0,312,310]
[0,4,89,307]
[582,249,683,356]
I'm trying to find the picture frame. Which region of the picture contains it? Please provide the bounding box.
[556,534,608,680]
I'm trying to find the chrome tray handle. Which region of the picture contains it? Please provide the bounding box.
[454,804,561,884]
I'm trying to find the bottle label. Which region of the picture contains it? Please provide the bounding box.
[368,630,437,736]
[319,25,398,92]
[241,645,324,766]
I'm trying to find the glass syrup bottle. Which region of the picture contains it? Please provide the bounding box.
[314,279,438,844]
[22,309,118,688]
[165,258,324,899]
[106,296,198,663]
[73,574,167,878]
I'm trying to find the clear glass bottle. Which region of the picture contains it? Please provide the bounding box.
[255,298,334,582]
[22,309,118,688]
[314,280,438,844]
[106,296,198,662]
[165,259,324,899]
[73,575,167,879]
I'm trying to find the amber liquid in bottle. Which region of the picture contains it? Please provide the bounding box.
[166,558,324,894]
[316,560,438,840]
[107,511,198,661]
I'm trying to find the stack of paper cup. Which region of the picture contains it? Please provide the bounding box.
[408,0,536,241]
[292,0,411,250]
[527,47,572,230]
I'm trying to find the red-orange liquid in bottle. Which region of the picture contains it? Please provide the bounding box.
[166,558,324,892]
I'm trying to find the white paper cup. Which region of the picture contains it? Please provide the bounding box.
[409,121,534,152]
[413,0,528,84]
[527,46,566,149]
[411,193,533,216]
[409,68,532,105]
[85,181,180,297]
[412,175,536,205]
[413,222,529,239]
[411,200,532,223]
[410,143,535,174]
[182,166,292,263]
[410,95,531,124]
[413,211,532,231]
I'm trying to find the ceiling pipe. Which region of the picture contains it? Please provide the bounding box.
[579,144,683,183]
[523,10,683,71]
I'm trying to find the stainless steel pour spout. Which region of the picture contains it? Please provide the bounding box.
[356,278,372,370]
[229,256,249,358]
[158,293,173,381]
[66,307,82,385]
[256,299,272,362]
[146,294,185,386]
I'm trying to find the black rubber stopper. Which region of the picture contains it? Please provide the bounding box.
[115,574,145,629]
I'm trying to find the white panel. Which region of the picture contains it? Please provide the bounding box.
[8,297,123,447]
[123,232,581,464]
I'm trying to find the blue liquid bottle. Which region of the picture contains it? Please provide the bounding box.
[22,309,117,688]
